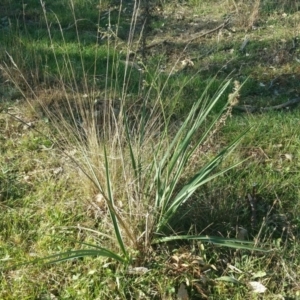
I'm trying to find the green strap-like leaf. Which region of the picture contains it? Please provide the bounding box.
[152,235,270,252]
[104,145,129,259]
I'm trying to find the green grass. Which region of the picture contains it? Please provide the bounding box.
[1,0,300,299]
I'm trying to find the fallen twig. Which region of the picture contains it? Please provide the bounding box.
[233,97,300,113]
[183,18,231,43]
[143,19,231,50]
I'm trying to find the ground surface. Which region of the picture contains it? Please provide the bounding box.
[1,1,300,299]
